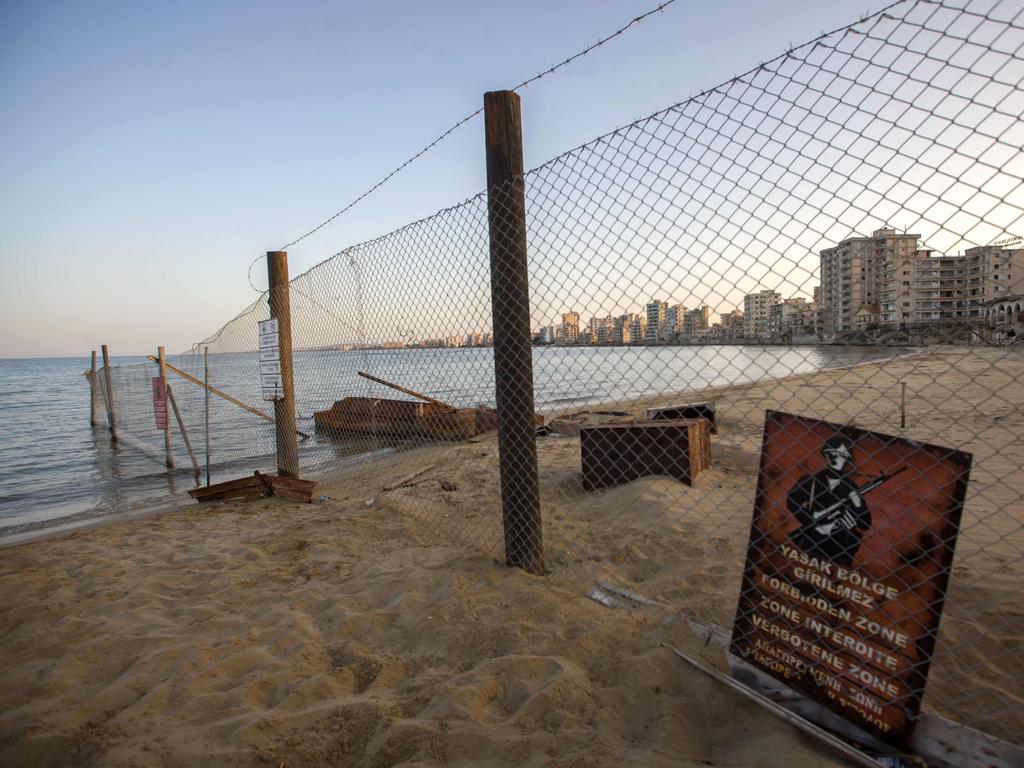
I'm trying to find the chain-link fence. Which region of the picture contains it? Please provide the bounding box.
[91,0,1022,753]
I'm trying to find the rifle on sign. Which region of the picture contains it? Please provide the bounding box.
[813,466,907,527]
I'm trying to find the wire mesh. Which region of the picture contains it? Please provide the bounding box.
[92,0,1023,747]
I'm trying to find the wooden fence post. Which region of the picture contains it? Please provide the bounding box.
[101,344,118,442]
[205,346,211,487]
[267,251,299,478]
[484,90,544,575]
[158,346,174,468]
[89,350,97,427]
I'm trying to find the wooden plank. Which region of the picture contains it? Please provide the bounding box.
[101,344,118,442]
[269,486,313,503]
[357,371,454,410]
[265,475,317,492]
[146,355,309,439]
[383,465,435,491]
[188,476,262,499]
[166,384,200,476]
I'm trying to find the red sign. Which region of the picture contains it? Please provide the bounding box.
[731,411,971,746]
[152,377,168,430]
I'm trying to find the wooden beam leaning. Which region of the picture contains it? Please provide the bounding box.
[165,384,200,476]
[267,251,300,478]
[145,355,309,439]
[158,346,174,468]
[357,371,454,410]
[101,344,118,442]
[483,90,543,575]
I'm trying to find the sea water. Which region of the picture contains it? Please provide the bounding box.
[0,345,905,544]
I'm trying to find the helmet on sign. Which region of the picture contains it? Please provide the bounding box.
[822,435,854,460]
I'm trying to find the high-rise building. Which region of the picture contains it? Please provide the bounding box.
[589,316,615,345]
[682,306,710,336]
[630,314,647,345]
[743,290,782,340]
[645,300,667,343]
[881,243,1024,326]
[822,229,1024,335]
[662,303,686,341]
[820,228,923,336]
[561,311,580,344]
[768,297,816,340]
[614,313,637,345]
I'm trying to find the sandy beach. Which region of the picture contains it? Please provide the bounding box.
[1,346,1021,765]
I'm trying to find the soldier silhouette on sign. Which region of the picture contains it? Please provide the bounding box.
[787,435,872,567]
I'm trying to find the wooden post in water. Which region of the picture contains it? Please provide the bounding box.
[101,344,118,442]
[484,90,544,575]
[204,346,211,487]
[267,251,299,478]
[158,346,174,468]
[89,350,97,427]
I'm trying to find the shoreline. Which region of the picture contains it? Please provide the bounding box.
[2,345,921,548]
[0,345,1020,763]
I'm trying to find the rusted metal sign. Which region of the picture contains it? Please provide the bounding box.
[151,377,168,430]
[731,411,971,746]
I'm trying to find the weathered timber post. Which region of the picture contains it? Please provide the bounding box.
[158,346,174,468]
[204,346,211,487]
[267,251,299,478]
[101,344,118,442]
[484,90,544,574]
[89,350,97,427]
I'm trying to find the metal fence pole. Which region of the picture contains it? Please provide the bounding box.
[484,90,544,575]
[267,251,299,478]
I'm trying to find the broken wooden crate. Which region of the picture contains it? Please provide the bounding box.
[188,471,317,503]
[645,402,717,434]
[580,418,711,490]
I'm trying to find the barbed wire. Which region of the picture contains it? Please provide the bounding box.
[270,0,680,258]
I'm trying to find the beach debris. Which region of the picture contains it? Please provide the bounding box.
[645,401,718,434]
[383,465,436,491]
[319,495,331,503]
[187,471,316,504]
[597,581,658,606]
[314,372,541,443]
[662,643,889,768]
[580,419,711,490]
[546,410,633,437]
[439,479,458,491]
[585,586,623,608]
[365,497,375,507]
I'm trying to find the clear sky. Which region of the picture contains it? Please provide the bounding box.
[1,0,934,357]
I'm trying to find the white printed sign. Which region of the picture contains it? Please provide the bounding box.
[258,318,284,401]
